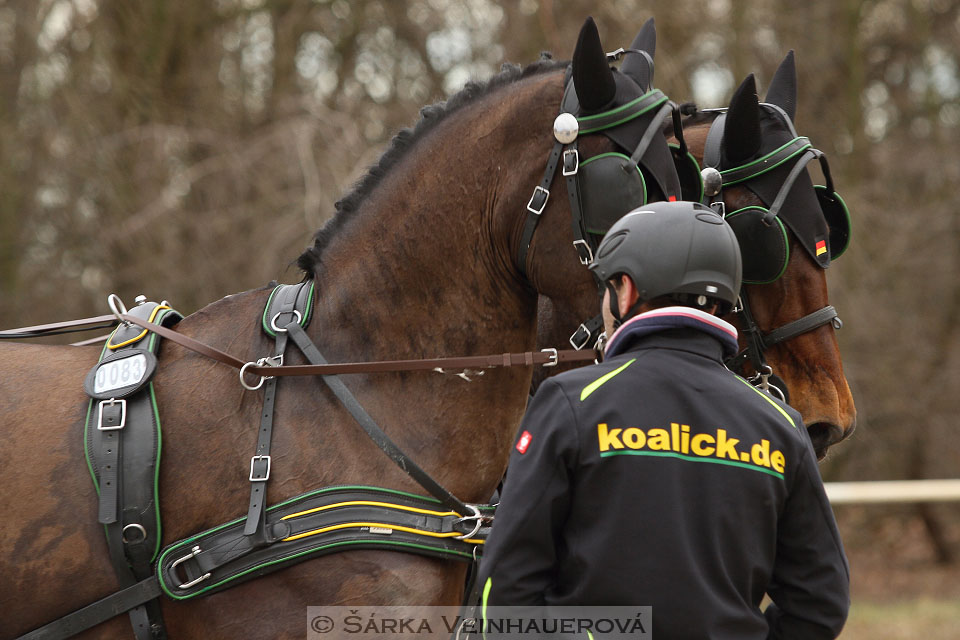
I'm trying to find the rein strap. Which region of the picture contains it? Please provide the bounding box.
[117,313,598,379]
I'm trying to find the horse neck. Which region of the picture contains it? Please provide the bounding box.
[309,73,563,361]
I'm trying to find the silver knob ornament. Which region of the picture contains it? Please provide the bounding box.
[701,167,723,197]
[553,113,579,144]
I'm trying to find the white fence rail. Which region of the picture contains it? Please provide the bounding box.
[824,480,960,504]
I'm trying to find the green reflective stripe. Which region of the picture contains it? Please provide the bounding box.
[735,376,797,429]
[481,577,493,640]
[720,137,811,185]
[577,91,667,134]
[600,449,785,479]
[580,358,636,401]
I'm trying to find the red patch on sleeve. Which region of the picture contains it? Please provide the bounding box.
[516,430,532,454]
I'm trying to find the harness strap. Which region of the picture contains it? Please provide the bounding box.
[156,486,491,601]
[574,88,667,134]
[15,577,162,640]
[117,312,596,377]
[726,300,840,372]
[763,147,818,224]
[564,138,593,264]
[763,305,839,348]
[569,314,605,350]
[517,140,564,278]
[244,282,313,538]
[284,322,471,515]
[719,137,811,186]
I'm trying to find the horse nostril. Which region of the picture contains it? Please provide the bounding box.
[807,422,844,460]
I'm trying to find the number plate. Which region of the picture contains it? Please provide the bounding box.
[84,349,158,400]
[95,353,147,393]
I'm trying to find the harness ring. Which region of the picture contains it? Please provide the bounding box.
[239,361,265,391]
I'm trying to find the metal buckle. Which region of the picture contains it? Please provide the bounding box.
[97,399,127,431]
[169,545,211,590]
[569,324,590,350]
[249,455,271,482]
[540,348,558,367]
[454,504,487,540]
[270,309,302,333]
[562,149,579,176]
[526,186,549,216]
[572,239,594,265]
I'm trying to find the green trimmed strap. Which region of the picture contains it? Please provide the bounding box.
[577,89,668,134]
[157,486,491,601]
[719,137,811,186]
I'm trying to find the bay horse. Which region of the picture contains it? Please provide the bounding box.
[536,51,857,459]
[0,18,684,639]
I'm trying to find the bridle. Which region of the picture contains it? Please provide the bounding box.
[699,104,847,402]
[517,49,698,352]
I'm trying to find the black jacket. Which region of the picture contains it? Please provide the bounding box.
[478,307,849,639]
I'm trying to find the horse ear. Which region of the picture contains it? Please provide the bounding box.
[765,50,798,121]
[724,74,762,164]
[572,16,616,111]
[620,17,656,90]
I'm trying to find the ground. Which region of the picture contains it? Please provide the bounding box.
[835,505,960,639]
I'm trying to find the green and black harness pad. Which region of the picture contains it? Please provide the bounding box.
[157,486,492,600]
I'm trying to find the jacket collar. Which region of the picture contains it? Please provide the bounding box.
[604,306,739,360]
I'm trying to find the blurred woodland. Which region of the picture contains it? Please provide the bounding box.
[1,0,959,629]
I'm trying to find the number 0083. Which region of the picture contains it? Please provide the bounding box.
[94,354,147,394]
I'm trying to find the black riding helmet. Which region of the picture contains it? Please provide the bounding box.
[588,201,743,324]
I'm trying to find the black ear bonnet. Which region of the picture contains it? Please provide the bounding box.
[558,18,702,244]
[701,74,851,284]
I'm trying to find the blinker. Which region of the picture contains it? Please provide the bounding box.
[553,112,579,144]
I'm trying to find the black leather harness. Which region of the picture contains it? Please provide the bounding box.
[81,299,184,640]
[19,284,492,640]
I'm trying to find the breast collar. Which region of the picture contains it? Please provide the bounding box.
[604,306,739,360]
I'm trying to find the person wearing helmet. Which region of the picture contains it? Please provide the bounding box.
[477,201,849,639]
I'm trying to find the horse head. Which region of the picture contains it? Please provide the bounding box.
[531,16,691,389]
[678,52,856,458]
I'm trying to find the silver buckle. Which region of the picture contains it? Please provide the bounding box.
[569,323,590,350]
[562,149,579,176]
[526,186,549,216]
[572,239,594,265]
[454,504,487,540]
[169,545,211,590]
[97,399,127,431]
[540,348,558,367]
[249,455,271,482]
